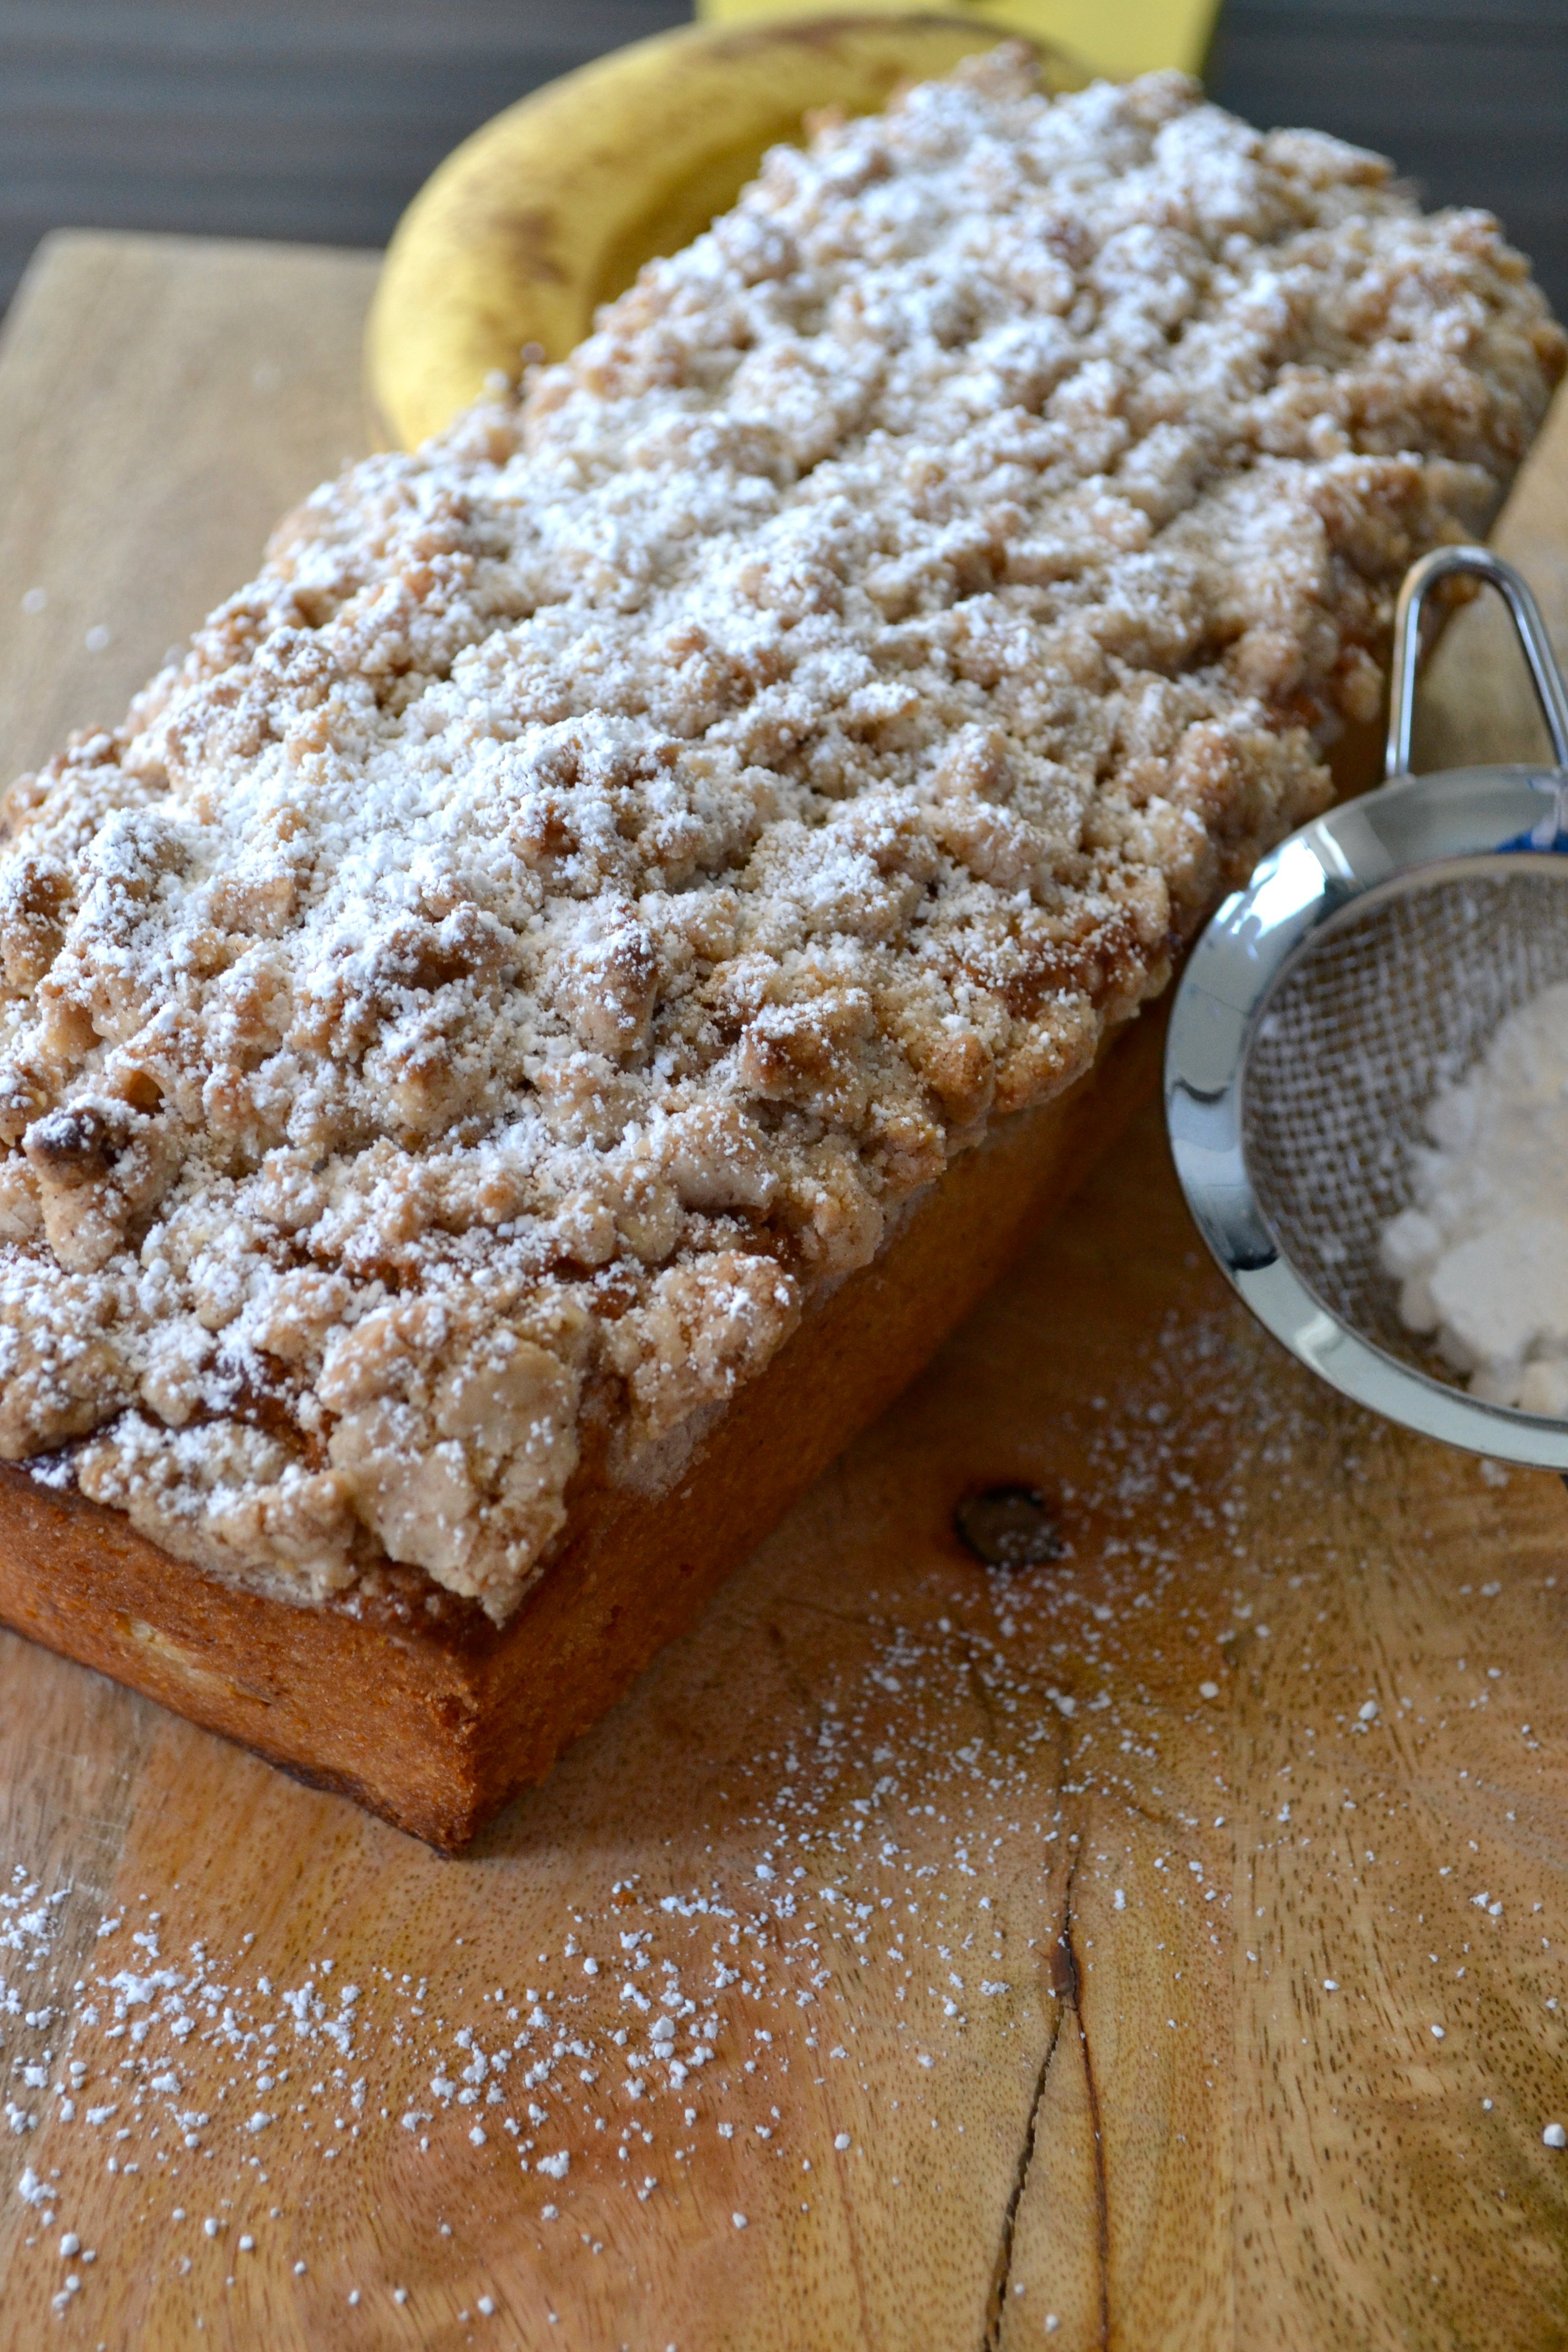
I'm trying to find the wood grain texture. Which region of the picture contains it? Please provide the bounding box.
[1414,382,1568,775]
[0,228,380,785]
[3,234,1568,2351]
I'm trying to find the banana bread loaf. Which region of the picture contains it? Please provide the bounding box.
[0,51,1559,1840]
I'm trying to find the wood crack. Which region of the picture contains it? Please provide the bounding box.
[1064,1864,1113,2350]
[982,1848,1112,2349]
[982,1884,1069,2351]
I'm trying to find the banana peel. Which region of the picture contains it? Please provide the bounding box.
[699,0,1222,83]
[366,15,1085,451]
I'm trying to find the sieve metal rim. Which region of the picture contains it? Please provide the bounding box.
[1165,795,1568,1471]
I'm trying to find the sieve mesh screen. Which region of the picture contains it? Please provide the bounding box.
[1240,861,1568,1382]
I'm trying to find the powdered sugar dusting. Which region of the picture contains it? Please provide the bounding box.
[0,52,1558,1617]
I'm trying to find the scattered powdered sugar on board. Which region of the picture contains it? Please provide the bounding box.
[1,1300,1561,2324]
[1382,978,1568,1411]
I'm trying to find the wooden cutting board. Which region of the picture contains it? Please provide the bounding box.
[3,230,1568,2352]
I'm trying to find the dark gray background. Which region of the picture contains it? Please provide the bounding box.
[3,1,1565,320]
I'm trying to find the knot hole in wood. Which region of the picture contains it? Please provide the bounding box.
[952,1482,1063,1570]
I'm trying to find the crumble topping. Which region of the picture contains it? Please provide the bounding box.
[0,53,1560,1619]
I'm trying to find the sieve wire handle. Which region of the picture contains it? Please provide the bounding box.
[1385,545,1568,778]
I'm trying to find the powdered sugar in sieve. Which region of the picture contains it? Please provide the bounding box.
[1240,859,1568,1385]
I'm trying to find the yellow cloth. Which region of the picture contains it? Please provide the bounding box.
[694,0,1222,82]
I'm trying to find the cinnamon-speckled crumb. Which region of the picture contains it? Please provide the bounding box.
[0,51,1559,1617]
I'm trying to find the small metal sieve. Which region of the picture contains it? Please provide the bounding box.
[1165,545,1568,1469]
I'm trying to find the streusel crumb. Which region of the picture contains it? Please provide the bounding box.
[0,54,1560,1618]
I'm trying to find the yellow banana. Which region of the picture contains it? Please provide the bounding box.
[367,15,1084,451]
[698,0,1222,84]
